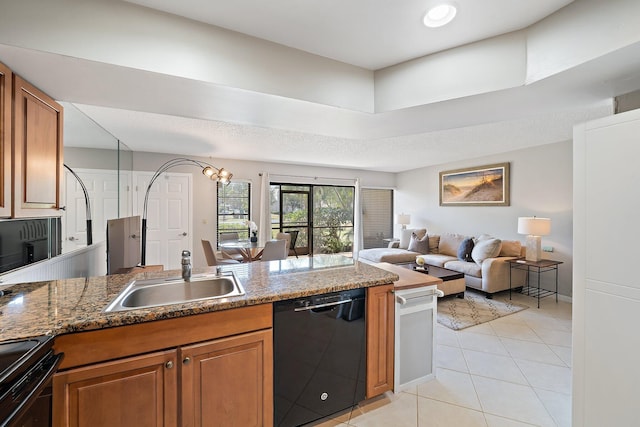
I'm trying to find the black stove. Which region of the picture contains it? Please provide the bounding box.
[0,336,63,427]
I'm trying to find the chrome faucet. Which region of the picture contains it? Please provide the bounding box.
[181,250,192,281]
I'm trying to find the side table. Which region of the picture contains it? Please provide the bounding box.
[508,258,563,308]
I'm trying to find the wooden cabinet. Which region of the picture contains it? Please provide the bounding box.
[0,62,11,217]
[365,284,395,398]
[181,330,273,427]
[0,61,63,218]
[53,305,273,427]
[53,350,178,427]
[12,75,63,217]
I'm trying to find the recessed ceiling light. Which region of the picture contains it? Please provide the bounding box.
[423,3,457,28]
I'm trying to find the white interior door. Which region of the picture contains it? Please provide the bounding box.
[135,172,192,270]
[64,169,126,252]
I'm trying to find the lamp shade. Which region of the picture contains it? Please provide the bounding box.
[395,214,411,226]
[517,217,551,236]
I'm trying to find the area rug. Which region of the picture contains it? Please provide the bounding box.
[437,290,529,331]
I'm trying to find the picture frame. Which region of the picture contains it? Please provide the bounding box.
[439,162,510,206]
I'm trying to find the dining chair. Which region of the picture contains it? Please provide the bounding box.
[218,232,245,262]
[201,239,240,266]
[260,239,288,261]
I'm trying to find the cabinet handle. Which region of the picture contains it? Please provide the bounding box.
[183,357,191,365]
[165,361,174,369]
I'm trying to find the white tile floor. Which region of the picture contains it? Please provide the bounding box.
[315,292,572,427]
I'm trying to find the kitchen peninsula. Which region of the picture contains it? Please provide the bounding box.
[0,255,399,427]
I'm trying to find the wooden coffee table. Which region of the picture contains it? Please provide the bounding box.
[397,262,466,298]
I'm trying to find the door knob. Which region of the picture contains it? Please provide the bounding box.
[183,357,191,365]
[181,232,187,236]
[165,361,174,369]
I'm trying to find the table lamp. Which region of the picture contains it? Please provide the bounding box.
[517,217,551,262]
[396,213,411,230]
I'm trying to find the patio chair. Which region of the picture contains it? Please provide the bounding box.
[288,230,299,258]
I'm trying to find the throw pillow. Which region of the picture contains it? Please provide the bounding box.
[471,238,502,265]
[474,233,493,243]
[499,240,522,257]
[457,237,475,262]
[408,232,430,254]
[399,228,426,250]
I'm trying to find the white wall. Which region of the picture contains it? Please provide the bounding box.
[132,152,395,268]
[375,31,527,112]
[0,0,374,113]
[527,0,640,83]
[396,141,573,297]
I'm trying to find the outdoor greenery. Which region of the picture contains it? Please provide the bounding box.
[313,186,354,253]
[270,184,354,254]
[217,182,250,241]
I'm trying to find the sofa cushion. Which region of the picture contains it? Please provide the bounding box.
[499,240,522,257]
[418,254,458,268]
[444,260,482,277]
[358,248,421,264]
[408,232,430,254]
[399,228,426,250]
[438,233,468,257]
[471,238,502,265]
[457,237,474,262]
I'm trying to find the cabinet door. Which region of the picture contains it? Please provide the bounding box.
[366,284,395,398]
[12,75,63,217]
[53,350,178,427]
[181,329,273,427]
[0,62,10,217]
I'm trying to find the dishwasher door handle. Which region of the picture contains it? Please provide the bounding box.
[294,298,353,312]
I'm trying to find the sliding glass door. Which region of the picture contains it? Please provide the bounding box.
[312,186,354,254]
[270,183,354,255]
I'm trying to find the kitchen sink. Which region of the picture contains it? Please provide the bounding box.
[104,272,245,312]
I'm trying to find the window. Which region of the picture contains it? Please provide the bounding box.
[217,181,251,245]
[361,188,394,249]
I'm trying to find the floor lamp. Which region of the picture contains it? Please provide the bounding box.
[64,164,93,245]
[141,158,232,266]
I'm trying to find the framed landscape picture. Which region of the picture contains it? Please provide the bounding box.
[439,163,510,206]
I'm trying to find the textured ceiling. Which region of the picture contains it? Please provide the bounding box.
[1,0,637,173]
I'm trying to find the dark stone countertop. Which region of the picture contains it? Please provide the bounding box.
[0,255,398,342]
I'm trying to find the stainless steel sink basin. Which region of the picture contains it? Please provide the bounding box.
[104,272,245,312]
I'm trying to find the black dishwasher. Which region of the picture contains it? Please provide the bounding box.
[274,288,366,427]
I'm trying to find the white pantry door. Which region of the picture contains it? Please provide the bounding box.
[135,172,192,270]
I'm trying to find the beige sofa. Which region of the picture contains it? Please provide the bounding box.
[357,229,428,264]
[359,231,526,297]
